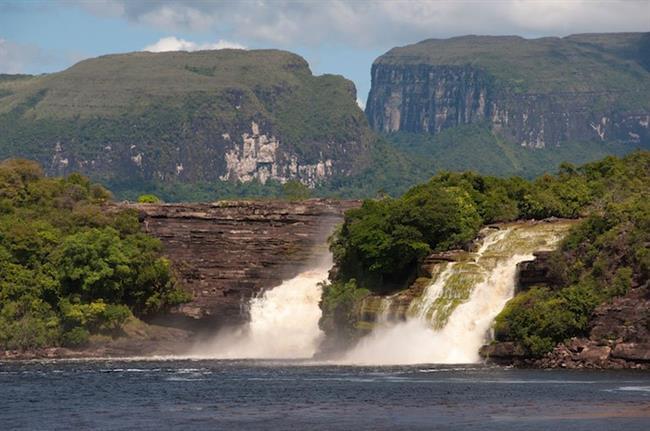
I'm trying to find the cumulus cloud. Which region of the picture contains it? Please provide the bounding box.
[143,36,246,52]
[77,0,650,48]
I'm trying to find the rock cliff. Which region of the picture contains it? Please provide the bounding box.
[118,199,359,330]
[366,33,650,149]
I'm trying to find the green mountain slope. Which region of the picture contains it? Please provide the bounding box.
[0,49,376,196]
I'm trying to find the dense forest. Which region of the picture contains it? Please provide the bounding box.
[0,160,190,350]
[322,151,650,355]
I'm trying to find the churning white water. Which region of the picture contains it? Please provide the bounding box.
[189,256,331,359]
[339,222,573,365]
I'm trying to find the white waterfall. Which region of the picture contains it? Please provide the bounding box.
[189,256,331,359]
[339,222,573,365]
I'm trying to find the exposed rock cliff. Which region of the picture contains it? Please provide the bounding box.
[118,199,359,330]
[366,33,650,149]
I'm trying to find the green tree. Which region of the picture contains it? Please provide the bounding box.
[137,194,162,203]
[283,180,311,201]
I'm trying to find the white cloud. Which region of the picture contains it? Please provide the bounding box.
[78,0,650,49]
[0,38,46,73]
[143,36,246,52]
[356,98,365,110]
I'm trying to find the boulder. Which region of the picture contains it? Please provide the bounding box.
[612,343,650,362]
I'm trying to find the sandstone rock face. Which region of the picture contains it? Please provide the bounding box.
[479,342,527,360]
[219,122,335,187]
[515,251,559,292]
[366,63,649,148]
[119,199,360,330]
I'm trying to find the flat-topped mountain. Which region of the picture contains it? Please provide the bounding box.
[0,49,375,195]
[2,35,649,198]
[366,33,650,175]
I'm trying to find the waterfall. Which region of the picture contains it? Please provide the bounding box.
[339,221,573,365]
[189,256,331,359]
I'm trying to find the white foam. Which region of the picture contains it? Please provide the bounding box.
[188,256,331,359]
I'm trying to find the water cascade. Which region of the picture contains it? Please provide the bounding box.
[189,256,331,359]
[340,221,575,365]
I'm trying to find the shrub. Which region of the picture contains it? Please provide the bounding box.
[283,180,311,201]
[137,194,161,203]
[61,327,90,348]
[0,160,190,350]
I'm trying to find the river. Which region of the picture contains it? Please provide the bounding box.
[1,359,649,430]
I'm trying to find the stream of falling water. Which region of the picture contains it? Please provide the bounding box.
[339,222,574,365]
[188,256,331,359]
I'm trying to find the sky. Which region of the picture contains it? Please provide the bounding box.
[1,0,648,107]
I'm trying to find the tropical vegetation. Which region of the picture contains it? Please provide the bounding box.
[0,159,190,350]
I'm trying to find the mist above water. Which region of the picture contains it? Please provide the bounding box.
[188,256,331,359]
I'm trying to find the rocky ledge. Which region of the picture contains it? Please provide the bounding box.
[114,199,359,331]
[0,318,194,360]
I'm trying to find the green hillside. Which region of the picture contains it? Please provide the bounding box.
[0,49,375,196]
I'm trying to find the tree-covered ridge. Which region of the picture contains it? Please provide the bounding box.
[494,154,650,355]
[323,152,650,348]
[0,159,189,350]
[383,125,640,180]
[0,49,371,187]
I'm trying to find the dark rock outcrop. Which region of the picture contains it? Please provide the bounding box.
[117,199,359,331]
[479,342,528,361]
[515,251,559,292]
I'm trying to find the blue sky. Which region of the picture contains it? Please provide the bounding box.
[1,0,648,106]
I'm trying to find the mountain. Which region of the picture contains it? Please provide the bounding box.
[2,35,649,200]
[366,33,650,177]
[0,49,381,197]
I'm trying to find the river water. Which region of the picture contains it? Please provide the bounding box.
[1,359,649,430]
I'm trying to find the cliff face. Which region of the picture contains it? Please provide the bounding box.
[366,34,650,149]
[120,199,359,330]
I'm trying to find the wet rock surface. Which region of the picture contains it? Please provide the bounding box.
[515,251,559,292]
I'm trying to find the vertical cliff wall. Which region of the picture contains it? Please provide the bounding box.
[119,199,359,329]
[366,34,650,149]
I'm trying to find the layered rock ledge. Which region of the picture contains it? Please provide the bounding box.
[115,199,359,331]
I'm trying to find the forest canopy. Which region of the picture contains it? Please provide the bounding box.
[0,159,190,350]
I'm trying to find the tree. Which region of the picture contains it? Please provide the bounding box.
[283,180,311,201]
[137,194,162,204]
